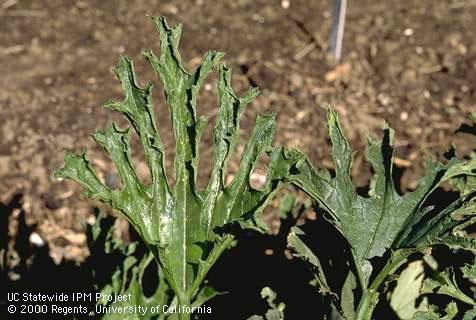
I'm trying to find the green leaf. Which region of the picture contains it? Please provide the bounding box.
[190,285,225,308]
[329,305,346,320]
[285,109,475,320]
[390,261,428,319]
[287,227,331,294]
[99,253,172,320]
[422,268,475,306]
[462,307,476,320]
[88,215,173,320]
[341,270,357,320]
[448,156,476,196]
[287,109,476,287]
[405,191,476,250]
[55,151,110,201]
[412,303,458,320]
[461,261,476,281]
[279,194,297,219]
[56,16,301,309]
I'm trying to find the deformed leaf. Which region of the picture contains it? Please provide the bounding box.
[422,268,475,306]
[411,302,458,320]
[287,227,330,294]
[287,109,476,287]
[449,156,476,196]
[56,16,301,307]
[405,192,476,251]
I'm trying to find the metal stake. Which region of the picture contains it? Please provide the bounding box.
[330,0,347,61]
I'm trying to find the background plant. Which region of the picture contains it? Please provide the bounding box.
[87,213,173,320]
[55,16,299,320]
[247,287,285,320]
[287,110,476,320]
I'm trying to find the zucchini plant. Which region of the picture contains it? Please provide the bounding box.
[287,110,476,320]
[55,16,299,320]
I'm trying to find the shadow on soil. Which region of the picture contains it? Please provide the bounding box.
[0,193,344,320]
[0,194,96,319]
[206,213,350,319]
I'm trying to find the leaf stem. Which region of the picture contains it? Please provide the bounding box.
[354,250,411,320]
[187,234,234,298]
[177,294,191,320]
[352,252,367,292]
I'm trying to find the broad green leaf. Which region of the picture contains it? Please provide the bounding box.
[390,261,428,319]
[55,16,301,309]
[422,268,475,306]
[287,109,476,287]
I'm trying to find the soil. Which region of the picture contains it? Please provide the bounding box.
[1,0,475,315]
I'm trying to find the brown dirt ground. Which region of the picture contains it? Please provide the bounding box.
[1,0,475,264]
